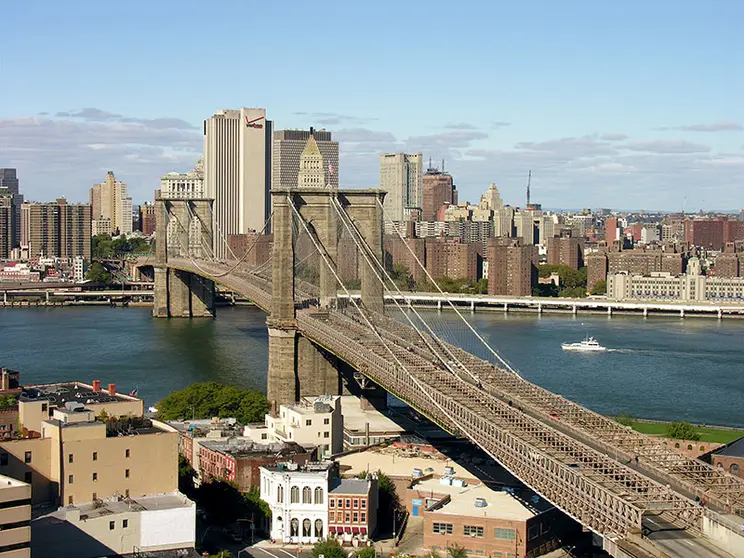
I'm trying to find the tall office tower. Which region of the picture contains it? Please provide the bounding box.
[0,195,12,259]
[90,171,133,235]
[204,108,273,257]
[421,165,455,221]
[480,183,504,211]
[0,169,22,248]
[21,199,91,259]
[297,135,327,188]
[160,159,205,199]
[273,128,339,189]
[379,153,423,223]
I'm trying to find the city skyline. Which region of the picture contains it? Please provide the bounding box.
[0,1,742,210]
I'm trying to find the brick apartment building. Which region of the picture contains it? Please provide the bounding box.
[425,238,480,282]
[545,234,584,270]
[421,169,455,222]
[587,248,686,291]
[487,239,538,296]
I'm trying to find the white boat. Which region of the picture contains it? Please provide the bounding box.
[561,336,607,352]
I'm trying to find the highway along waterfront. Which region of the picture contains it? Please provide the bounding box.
[1,305,743,427]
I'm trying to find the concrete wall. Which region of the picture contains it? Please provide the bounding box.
[140,504,196,551]
[703,515,744,558]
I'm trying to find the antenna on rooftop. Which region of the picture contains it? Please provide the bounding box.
[526,170,532,207]
[442,159,445,173]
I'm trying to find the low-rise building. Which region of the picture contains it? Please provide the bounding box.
[709,437,744,479]
[408,477,578,558]
[31,492,196,558]
[0,474,31,557]
[260,462,378,545]
[338,396,405,449]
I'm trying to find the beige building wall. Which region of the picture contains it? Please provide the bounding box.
[273,129,339,190]
[204,108,272,256]
[90,172,132,236]
[0,438,53,504]
[380,153,423,223]
[0,475,31,558]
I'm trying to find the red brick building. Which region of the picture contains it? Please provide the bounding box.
[605,217,621,244]
[487,239,538,296]
[546,234,584,270]
[328,478,378,539]
[709,438,744,479]
[421,169,454,222]
[685,219,725,250]
[227,233,273,267]
[138,203,156,236]
[425,238,480,282]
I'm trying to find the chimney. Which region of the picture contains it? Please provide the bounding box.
[107,383,116,396]
[92,380,101,392]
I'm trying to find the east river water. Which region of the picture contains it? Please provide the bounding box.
[1,306,742,427]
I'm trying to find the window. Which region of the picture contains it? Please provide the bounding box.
[324,418,330,425]
[290,486,299,503]
[329,511,335,522]
[345,512,351,523]
[0,453,7,466]
[323,431,329,438]
[125,449,130,458]
[329,498,335,508]
[24,451,31,464]
[361,512,366,522]
[125,469,130,478]
[303,518,311,537]
[290,518,299,537]
[261,433,267,440]
[278,485,284,503]
[123,519,129,528]
[361,499,366,509]
[93,452,97,461]
[68,454,74,464]
[353,499,359,508]
[315,518,323,538]
[302,486,312,504]
[353,512,358,523]
[345,498,351,508]
[92,472,98,481]
[433,523,453,535]
[92,493,97,501]
[314,486,324,504]
[42,403,48,412]
[731,463,740,475]
[68,475,73,484]
[464,525,484,538]
[68,496,73,505]
[109,521,115,530]
[494,528,516,540]
[24,472,31,483]
[125,489,130,498]
[305,419,312,426]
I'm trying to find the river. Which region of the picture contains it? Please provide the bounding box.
[0,306,742,427]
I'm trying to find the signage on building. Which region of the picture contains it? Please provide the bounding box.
[245,116,264,129]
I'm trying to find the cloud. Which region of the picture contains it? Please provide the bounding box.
[657,122,743,132]
[491,121,511,129]
[601,133,629,141]
[292,111,376,126]
[443,122,478,130]
[55,107,197,130]
[335,128,396,143]
[624,140,710,154]
[514,136,618,157]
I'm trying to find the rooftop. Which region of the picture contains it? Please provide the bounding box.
[286,395,338,415]
[39,492,193,523]
[262,461,334,474]
[0,474,29,488]
[713,436,744,458]
[339,396,406,435]
[20,381,138,406]
[337,447,474,481]
[412,478,552,521]
[330,478,371,495]
[200,439,313,458]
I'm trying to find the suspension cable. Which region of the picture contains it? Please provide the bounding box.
[378,199,521,376]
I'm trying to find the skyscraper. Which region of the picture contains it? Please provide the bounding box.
[273,128,338,189]
[0,196,12,259]
[89,171,133,236]
[480,183,504,211]
[0,169,22,248]
[379,153,423,223]
[421,165,454,222]
[297,136,327,188]
[204,108,273,257]
[21,199,91,259]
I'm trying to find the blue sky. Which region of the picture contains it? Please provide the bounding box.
[1,0,742,211]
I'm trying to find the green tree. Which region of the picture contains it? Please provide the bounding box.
[615,413,634,427]
[559,286,587,299]
[197,480,245,525]
[178,454,197,496]
[475,278,488,294]
[591,279,607,295]
[665,421,700,441]
[156,382,269,425]
[85,262,112,284]
[0,395,17,408]
[243,487,271,525]
[208,551,234,558]
[446,546,468,558]
[312,539,346,558]
[355,547,377,558]
[423,551,441,558]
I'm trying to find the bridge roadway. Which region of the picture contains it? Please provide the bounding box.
[163,258,743,557]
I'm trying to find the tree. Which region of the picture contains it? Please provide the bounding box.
[156,382,269,425]
[446,546,468,558]
[178,454,197,496]
[197,480,246,525]
[591,279,607,295]
[0,395,17,408]
[665,421,700,441]
[85,262,112,284]
[312,539,346,558]
[208,552,234,558]
[356,547,377,558]
[615,413,634,427]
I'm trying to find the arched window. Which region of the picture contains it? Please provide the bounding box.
[731,463,740,475]
[290,486,299,503]
[717,462,724,471]
[314,486,324,504]
[277,485,284,503]
[687,444,693,451]
[302,486,312,504]
[303,518,312,537]
[674,443,680,449]
[315,518,324,538]
[290,518,299,537]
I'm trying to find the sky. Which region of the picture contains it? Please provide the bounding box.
[0,0,742,211]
